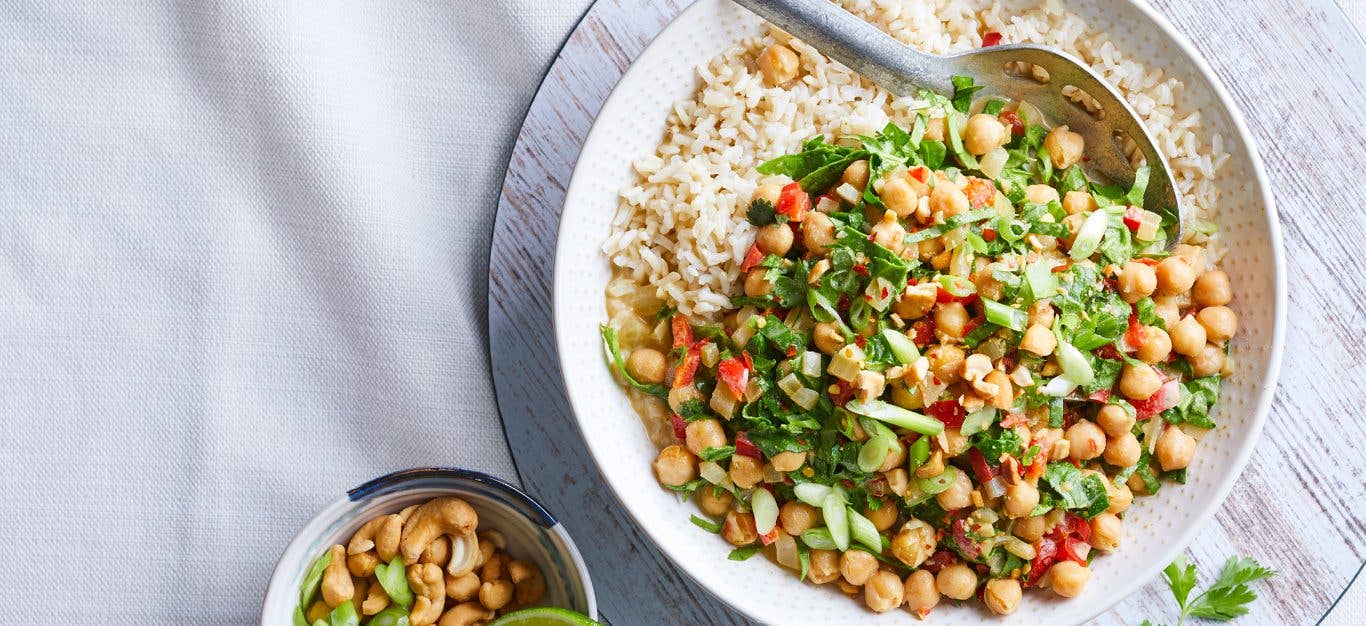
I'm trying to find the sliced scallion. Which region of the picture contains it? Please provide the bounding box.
[847,507,882,551]
[1024,258,1059,302]
[982,299,1027,332]
[1056,340,1095,385]
[751,488,778,535]
[794,482,833,507]
[960,408,998,437]
[799,527,838,551]
[1069,210,1109,260]
[845,399,945,436]
[880,328,920,364]
[918,467,959,495]
[907,437,930,473]
[822,493,851,551]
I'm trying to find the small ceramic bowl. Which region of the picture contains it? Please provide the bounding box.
[260,467,596,624]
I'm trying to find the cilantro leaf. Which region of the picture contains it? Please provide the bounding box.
[746,198,776,226]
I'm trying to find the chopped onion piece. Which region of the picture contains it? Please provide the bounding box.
[730,320,756,348]
[699,461,727,485]
[791,387,820,411]
[1040,375,1080,397]
[752,488,779,535]
[777,373,803,395]
[834,182,861,205]
[982,475,1007,500]
[700,342,720,368]
[801,351,823,378]
[866,276,895,311]
[1136,209,1163,242]
[794,482,833,507]
[980,147,1009,179]
[774,533,800,570]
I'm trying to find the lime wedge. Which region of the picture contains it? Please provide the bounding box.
[488,607,601,626]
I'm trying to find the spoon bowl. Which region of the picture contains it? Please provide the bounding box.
[733,0,1182,239]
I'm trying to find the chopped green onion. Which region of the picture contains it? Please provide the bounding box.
[881,328,920,364]
[907,437,930,473]
[1069,211,1109,260]
[918,467,959,495]
[982,299,1027,332]
[800,527,838,551]
[729,545,762,561]
[845,399,945,436]
[960,408,998,436]
[690,514,721,534]
[857,420,898,473]
[902,481,933,507]
[1056,340,1095,385]
[1040,375,1080,397]
[936,274,976,297]
[847,507,882,551]
[751,488,779,535]
[1023,258,1059,302]
[794,482,833,507]
[1190,219,1218,235]
[822,493,851,551]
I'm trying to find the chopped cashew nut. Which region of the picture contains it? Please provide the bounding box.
[361,581,390,615]
[400,497,479,571]
[407,562,447,626]
[320,544,355,608]
[446,571,480,601]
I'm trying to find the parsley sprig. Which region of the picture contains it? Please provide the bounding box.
[1144,555,1277,625]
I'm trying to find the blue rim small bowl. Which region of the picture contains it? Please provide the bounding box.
[261,467,597,623]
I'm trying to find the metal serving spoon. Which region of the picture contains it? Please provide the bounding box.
[732,0,1182,241]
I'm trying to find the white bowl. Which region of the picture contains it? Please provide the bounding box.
[552,1,1284,623]
[260,468,597,624]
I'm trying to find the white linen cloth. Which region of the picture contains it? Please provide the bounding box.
[0,1,590,622]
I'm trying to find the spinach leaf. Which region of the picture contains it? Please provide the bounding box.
[1162,375,1221,428]
[950,75,984,113]
[971,426,1024,460]
[600,325,670,399]
[1040,462,1111,518]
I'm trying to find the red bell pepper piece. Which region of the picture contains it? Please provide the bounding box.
[716,354,751,398]
[740,243,764,272]
[734,432,762,459]
[982,31,1003,47]
[1122,205,1144,232]
[671,414,687,441]
[968,447,998,482]
[927,400,966,428]
[671,314,693,349]
[908,166,929,183]
[776,182,810,222]
[964,177,996,209]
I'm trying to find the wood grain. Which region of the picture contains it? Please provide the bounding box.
[489,0,1366,623]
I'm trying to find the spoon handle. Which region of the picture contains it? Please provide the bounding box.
[732,0,952,94]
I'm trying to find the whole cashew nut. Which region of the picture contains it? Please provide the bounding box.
[347,516,387,577]
[438,602,493,626]
[421,535,451,567]
[377,504,418,562]
[320,544,355,608]
[445,572,480,602]
[479,579,513,611]
[361,580,390,615]
[399,497,478,571]
[508,560,546,607]
[407,562,447,626]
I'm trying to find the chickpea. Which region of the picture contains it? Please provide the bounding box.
[1012,515,1047,543]
[1189,343,1226,378]
[984,578,1023,616]
[924,116,948,141]
[881,176,920,218]
[1004,481,1040,518]
[964,114,1007,156]
[684,419,726,457]
[935,302,970,341]
[864,497,900,532]
[1119,363,1162,400]
[1107,481,1134,514]
[1090,512,1123,551]
[721,509,758,546]
[1135,326,1173,364]
[744,268,772,297]
[779,501,818,535]
[884,468,910,497]
[903,570,940,616]
[870,212,907,255]
[927,344,966,385]
[758,44,800,86]
[802,211,836,255]
[1104,432,1141,467]
[893,283,938,320]
[1066,420,1106,461]
[935,469,973,511]
[1118,261,1158,303]
[1172,243,1207,271]
[841,159,871,192]
[752,183,784,207]
[809,549,840,584]
[652,445,697,486]
[1096,404,1135,437]
[1170,315,1208,356]
[929,183,969,218]
[1049,561,1090,597]
[840,549,879,586]
[770,450,806,473]
[1060,213,1085,248]
[1062,190,1097,215]
[917,237,944,262]
[864,570,905,612]
[936,563,978,600]
[696,486,734,518]
[754,223,793,257]
[1193,270,1232,307]
[1020,323,1057,356]
[1155,296,1182,329]
[811,324,845,358]
[1024,184,1060,205]
[940,428,969,457]
[626,348,667,385]
[728,454,763,489]
[1156,425,1197,471]
[1197,306,1238,343]
[1154,256,1196,296]
[1043,126,1084,169]
[1027,299,1056,328]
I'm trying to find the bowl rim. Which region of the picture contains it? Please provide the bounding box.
[259,467,598,623]
[551,0,1286,622]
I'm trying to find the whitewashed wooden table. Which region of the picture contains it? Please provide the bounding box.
[488,1,1366,623]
